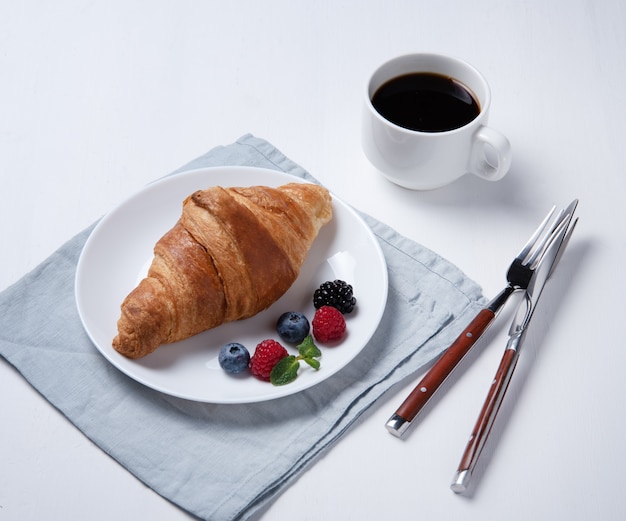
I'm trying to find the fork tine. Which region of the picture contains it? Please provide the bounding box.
[524,208,564,267]
[517,205,557,263]
[530,216,569,269]
[527,199,578,269]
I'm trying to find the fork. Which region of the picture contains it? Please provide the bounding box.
[386,205,569,437]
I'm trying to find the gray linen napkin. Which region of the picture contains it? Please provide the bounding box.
[0,134,486,521]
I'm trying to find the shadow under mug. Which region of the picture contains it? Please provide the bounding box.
[362,53,512,190]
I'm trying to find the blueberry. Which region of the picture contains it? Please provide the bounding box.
[218,343,250,374]
[276,311,310,344]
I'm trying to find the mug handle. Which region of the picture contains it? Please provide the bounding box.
[468,126,512,182]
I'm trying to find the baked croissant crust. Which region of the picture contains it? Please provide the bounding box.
[112,182,332,359]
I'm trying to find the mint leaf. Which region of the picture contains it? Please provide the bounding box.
[269,335,323,386]
[270,355,300,386]
[303,357,321,370]
[298,335,321,359]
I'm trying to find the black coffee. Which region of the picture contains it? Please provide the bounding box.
[372,72,480,132]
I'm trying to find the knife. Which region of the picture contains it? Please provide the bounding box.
[450,199,578,493]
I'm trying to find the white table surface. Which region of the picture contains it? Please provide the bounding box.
[2,1,625,520]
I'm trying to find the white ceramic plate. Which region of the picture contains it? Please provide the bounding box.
[75,166,388,403]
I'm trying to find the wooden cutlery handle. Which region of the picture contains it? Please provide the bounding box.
[395,308,496,422]
[452,347,520,493]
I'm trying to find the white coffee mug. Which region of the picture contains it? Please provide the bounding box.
[362,53,512,190]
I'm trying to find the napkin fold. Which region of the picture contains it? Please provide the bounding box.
[0,134,486,521]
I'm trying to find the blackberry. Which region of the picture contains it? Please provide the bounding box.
[313,279,356,314]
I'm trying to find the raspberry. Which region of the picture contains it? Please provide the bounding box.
[313,280,356,314]
[312,306,346,343]
[249,339,289,381]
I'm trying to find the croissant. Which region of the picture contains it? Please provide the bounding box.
[112,182,332,359]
